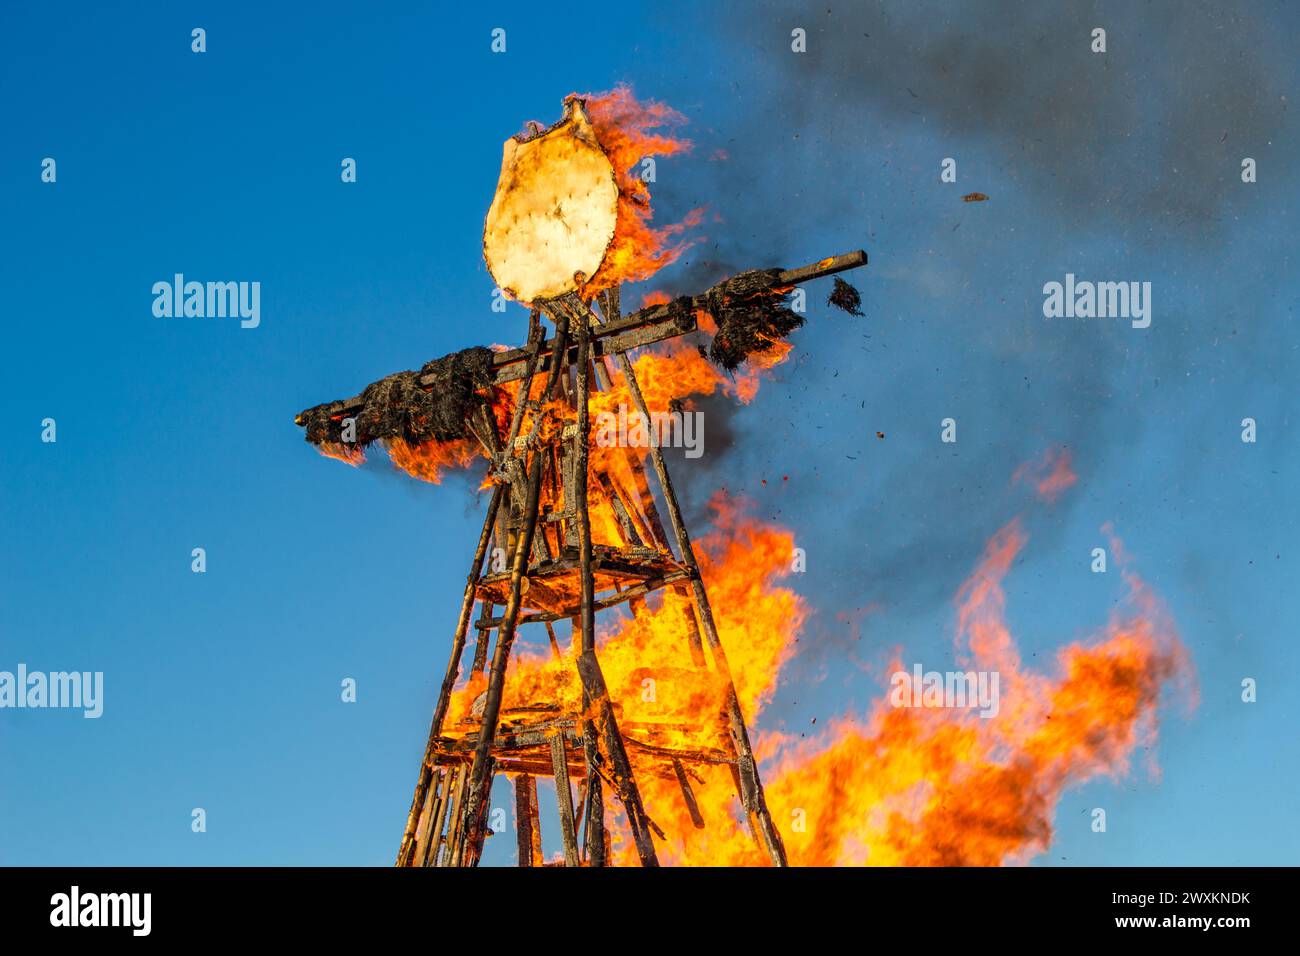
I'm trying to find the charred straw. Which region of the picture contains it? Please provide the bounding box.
[704,268,804,372]
[828,276,864,316]
[701,269,864,371]
[294,253,869,443]
[297,346,496,448]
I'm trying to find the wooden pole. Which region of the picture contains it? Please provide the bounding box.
[412,767,444,866]
[456,757,497,867]
[458,450,545,864]
[578,634,606,866]
[585,291,706,669]
[395,481,504,866]
[550,734,580,867]
[440,765,469,867]
[456,317,571,867]
[572,311,659,868]
[672,758,706,830]
[471,606,493,674]
[515,774,535,867]
[527,776,543,866]
[504,310,544,450]
[676,586,708,669]
[611,347,789,867]
[426,765,457,867]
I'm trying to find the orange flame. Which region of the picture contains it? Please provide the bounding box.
[633,295,793,405]
[383,437,479,485]
[581,87,703,296]
[444,496,806,847]
[616,508,1189,866]
[731,337,794,403]
[315,442,365,467]
[445,473,1191,866]
[758,519,1192,866]
[1013,446,1078,504]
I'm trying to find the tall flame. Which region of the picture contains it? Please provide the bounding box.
[758,518,1193,867]
[582,86,703,296]
[444,477,1191,866]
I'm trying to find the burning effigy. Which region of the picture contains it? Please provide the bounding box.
[294,88,1187,868]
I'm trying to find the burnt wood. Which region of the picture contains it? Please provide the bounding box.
[294,251,866,426]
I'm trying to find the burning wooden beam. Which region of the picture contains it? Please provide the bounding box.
[293,251,866,434]
[550,734,581,867]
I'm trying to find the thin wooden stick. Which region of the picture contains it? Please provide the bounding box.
[673,757,706,830]
[597,471,644,547]
[413,767,444,865]
[550,734,580,867]
[459,451,544,864]
[515,774,535,867]
[527,776,543,866]
[611,347,789,867]
[676,586,708,669]
[426,765,457,867]
[439,766,469,867]
[472,605,493,674]
[573,310,659,868]
[457,316,570,867]
[503,310,544,450]
[577,620,606,866]
[395,482,504,866]
[588,288,674,557]
[574,777,588,845]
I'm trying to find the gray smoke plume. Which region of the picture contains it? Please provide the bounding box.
[632,0,1296,669]
[728,0,1293,239]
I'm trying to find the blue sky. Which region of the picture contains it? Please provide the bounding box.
[1,1,1296,866]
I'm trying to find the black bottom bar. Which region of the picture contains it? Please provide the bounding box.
[1,866,1291,942]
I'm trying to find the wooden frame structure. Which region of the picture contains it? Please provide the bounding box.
[303,251,866,867]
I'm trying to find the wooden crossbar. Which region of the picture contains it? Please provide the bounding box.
[295,251,866,424]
